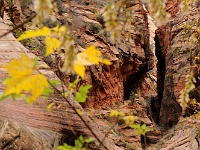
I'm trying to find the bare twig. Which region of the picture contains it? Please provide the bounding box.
[0,13,36,39]
[101,122,118,143]
[0,0,58,39]
[47,80,108,150]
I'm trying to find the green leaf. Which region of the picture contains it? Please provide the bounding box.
[75,85,92,103]
[130,124,149,135]
[135,128,143,135]
[0,92,9,101]
[42,86,53,99]
[33,56,39,66]
[75,135,84,148]
[141,124,147,129]
[42,80,59,99]
[85,138,94,143]
[130,124,140,129]
[1,92,26,102]
[57,143,73,150]
[69,78,81,89]
[57,136,89,150]
[62,92,68,98]
[49,79,61,85]
[11,93,26,101]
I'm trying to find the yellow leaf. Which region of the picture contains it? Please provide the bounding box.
[87,55,101,64]
[46,102,55,111]
[52,26,59,32]
[74,63,85,79]
[45,37,60,56]
[37,63,50,69]
[72,46,112,79]
[75,53,94,66]
[76,46,112,66]
[3,54,49,103]
[4,74,48,103]
[110,110,119,117]
[100,59,112,65]
[17,26,51,41]
[4,75,31,96]
[123,116,135,125]
[58,26,66,35]
[57,103,63,109]
[52,26,66,36]
[75,46,102,66]
[118,111,125,117]
[30,74,48,101]
[76,109,83,116]
[84,46,102,64]
[52,38,60,49]
[84,45,102,56]
[197,28,200,34]
[110,110,125,117]
[3,53,33,77]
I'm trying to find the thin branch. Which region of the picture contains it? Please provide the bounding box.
[0,13,36,39]
[47,80,109,150]
[0,0,58,39]
[101,122,118,143]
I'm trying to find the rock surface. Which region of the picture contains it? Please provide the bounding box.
[0,119,61,150]
[58,0,156,108]
[17,0,157,108]
[1,0,199,149]
[148,116,200,150]
[0,18,123,150]
[156,0,200,129]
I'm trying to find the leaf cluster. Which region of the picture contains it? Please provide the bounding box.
[58,135,93,150]
[110,110,150,135]
[1,54,50,104]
